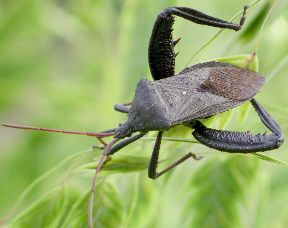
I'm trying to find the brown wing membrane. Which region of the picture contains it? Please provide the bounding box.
[201,67,265,101]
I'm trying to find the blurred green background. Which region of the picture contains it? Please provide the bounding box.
[0,0,288,227]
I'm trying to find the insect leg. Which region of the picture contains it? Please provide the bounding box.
[163,6,247,30]
[89,133,146,227]
[114,103,131,114]
[148,131,194,179]
[109,133,146,155]
[149,6,247,80]
[192,99,284,153]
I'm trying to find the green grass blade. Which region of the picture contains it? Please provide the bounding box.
[252,153,288,166]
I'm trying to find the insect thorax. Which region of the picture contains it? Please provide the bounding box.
[120,62,265,136]
[123,79,172,133]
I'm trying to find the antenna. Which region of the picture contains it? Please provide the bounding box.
[2,123,115,145]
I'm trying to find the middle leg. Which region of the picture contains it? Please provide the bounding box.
[148,131,195,179]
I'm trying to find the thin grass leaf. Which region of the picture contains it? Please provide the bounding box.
[251,153,288,166]
[240,1,272,43]
[9,186,76,227]
[184,156,260,227]
[267,53,288,82]
[61,182,124,228]
[3,149,93,223]
[142,137,199,144]
[185,0,263,66]
[78,155,149,173]
[9,181,124,228]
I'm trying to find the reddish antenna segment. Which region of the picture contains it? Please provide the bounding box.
[2,123,115,137]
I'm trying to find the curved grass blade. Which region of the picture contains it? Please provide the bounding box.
[251,153,288,166]
[78,155,150,174]
[185,0,263,66]
[2,148,93,224]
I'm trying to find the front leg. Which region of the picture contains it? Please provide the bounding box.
[114,103,131,114]
[149,6,247,80]
[192,99,284,153]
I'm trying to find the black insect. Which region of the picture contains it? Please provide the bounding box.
[2,6,284,227]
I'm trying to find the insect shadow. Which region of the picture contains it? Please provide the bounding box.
[2,5,284,228]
